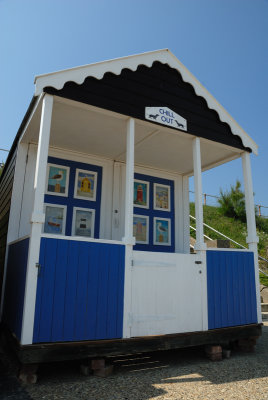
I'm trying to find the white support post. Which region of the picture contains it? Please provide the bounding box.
[182,176,190,253]
[20,94,54,344]
[123,118,135,245]
[242,151,261,323]
[122,118,135,338]
[192,138,206,252]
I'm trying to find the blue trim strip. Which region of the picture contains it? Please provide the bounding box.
[134,173,175,252]
[207,250,257,329]
[44,157,103,238]
[33,238,125,343]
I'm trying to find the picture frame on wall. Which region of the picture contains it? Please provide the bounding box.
[154,183,170,211]
[74,169,98,201]
[46,164,70,197]
[43,204,67,235]
[133,179,149,208]
[133,214,149,244]
[72,207,95,237]
[153,217,171,246]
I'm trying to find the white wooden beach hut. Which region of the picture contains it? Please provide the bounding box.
[0,50,261,372]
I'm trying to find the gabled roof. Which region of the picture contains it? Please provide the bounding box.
[34,49,257,154]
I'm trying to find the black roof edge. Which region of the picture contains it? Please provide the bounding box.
[0,96,38,185]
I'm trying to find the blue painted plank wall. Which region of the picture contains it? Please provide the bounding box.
[207,250,257,329]
[33,238,125,343]
[2,238,29,340]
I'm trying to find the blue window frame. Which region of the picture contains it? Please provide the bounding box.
[44,157,102,238]
[133,173,175,252]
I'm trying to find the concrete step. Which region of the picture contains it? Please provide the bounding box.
[262,312,268,321]
[261,303,268,312]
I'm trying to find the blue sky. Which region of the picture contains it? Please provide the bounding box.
[1,0,267,212]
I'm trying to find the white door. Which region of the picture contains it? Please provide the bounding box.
[130,251,206,337]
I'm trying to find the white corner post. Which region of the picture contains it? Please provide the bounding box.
[192,137,207,331]
[122,117,135,338]
[241,151,261,323]
[192,137,206,252]
[20,94,54,345]
[123,117,136,246]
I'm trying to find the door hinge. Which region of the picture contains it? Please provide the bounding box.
[35,263,41,276]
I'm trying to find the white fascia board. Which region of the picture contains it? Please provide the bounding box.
[34,49,258,155]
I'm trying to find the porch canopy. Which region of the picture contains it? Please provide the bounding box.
[19,49,257,176]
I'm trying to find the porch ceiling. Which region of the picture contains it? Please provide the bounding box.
[22,97,242,175]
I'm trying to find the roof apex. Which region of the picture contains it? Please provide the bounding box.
[34,49,258,155]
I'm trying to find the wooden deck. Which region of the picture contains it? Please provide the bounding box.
[1,322,262,365]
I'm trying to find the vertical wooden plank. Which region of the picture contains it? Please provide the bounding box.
[241,252,250,324]
[231,252,240,326]
[62,241,79,341]
[206,251,214,330]
[228,253,236,327]
[74,242,89,340]
[51,240,68,342]
[238,253,246,325]
[96,244,109,339]
[106,245,119,338]
[33,238,45,342]
[2,238,29,341]
[244,252,256,324]
[213,253,221,328]
[219,252,228,326]
[85,242,99,340]
[37,238,57,342]
[116,245,125,337]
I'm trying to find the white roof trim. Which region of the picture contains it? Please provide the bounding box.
[34,49,258,155]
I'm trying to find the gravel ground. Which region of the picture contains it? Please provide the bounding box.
[1,323,268,400]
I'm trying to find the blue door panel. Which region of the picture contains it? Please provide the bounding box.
[207,250,257,329]
[33,238,125,343]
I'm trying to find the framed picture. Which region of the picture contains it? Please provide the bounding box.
[72,207,95,237]
[133,180,149,208]
[154,183,170,211]
[46,164,70,197]
[74,169,98,201]
[153,217,171,246]
[133,215,149,244]
[43,204,67,235]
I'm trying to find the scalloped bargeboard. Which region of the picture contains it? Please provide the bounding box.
[44,61,249,152]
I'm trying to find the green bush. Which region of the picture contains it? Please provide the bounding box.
[218,180,246,221]
[256,216,268,234]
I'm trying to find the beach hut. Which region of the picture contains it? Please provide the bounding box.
[0,50,261,375]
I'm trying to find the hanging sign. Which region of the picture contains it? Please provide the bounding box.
[145,107,187,131]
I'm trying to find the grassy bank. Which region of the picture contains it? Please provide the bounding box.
[189,203,268,286]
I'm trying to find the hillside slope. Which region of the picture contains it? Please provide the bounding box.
[189,203,268,286]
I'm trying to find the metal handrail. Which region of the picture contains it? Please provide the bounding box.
[189,214,268,277]
[190,225,213,242]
